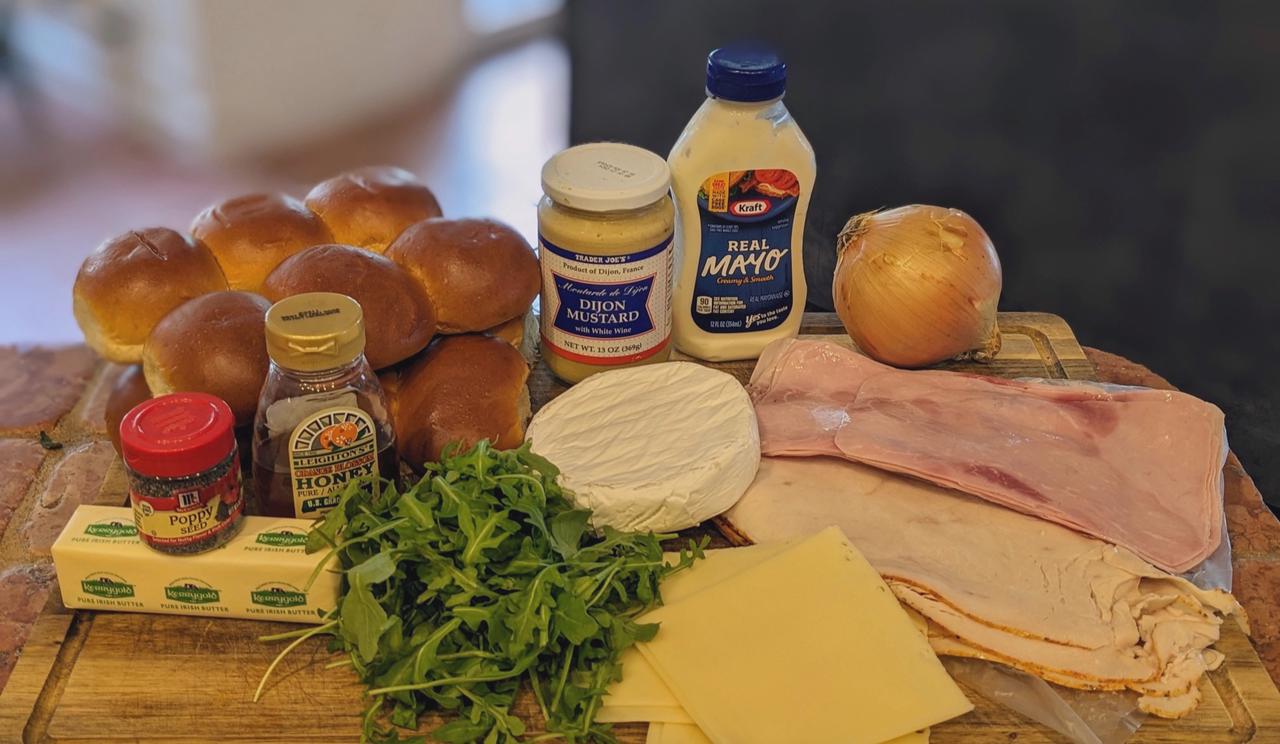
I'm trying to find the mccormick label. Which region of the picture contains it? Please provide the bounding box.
[288,407,379,518]
[691,169,799,333]
[130,452,244,549]
[540,235,673,364]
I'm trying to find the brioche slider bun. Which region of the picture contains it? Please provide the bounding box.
[261,244,436,370]
[390,334,530,468]
[305,166,442,253]
[105,365,152,455]
[73,228,229,363]
[142,291,271,426]
[190,192,333,292]
[386,218,539,333]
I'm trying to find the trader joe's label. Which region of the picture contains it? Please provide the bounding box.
[288,407,379,518]
[540,235,673,365]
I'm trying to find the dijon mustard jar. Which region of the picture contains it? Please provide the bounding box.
[538,142,675,384]
[252,292,397,519]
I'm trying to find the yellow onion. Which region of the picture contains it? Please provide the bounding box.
[834,205,1002,368]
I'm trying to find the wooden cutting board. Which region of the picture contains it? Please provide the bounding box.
[2,312,1277,744]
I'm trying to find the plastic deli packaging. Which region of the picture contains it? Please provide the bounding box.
[52,505,337,624]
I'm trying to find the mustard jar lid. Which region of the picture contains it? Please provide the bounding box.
[541,142,671,212]
[264,293,366,372]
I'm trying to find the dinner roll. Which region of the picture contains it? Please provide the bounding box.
[393,334,530,468]
[190,193,333,292]
[73,228,229,363]
[104,365,151,455]
[305,166,442,253]
[482,314,525,346]
[481,310,539,364]
[142,291,271,426]
[261,244,436,369]
[385,218,539,333]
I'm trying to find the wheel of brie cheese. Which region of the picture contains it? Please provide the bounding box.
[525,362,760,533]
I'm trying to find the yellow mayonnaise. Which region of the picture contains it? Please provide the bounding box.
[668,47,816,361]
[538,143,675,384]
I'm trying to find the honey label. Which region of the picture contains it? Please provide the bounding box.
[287,407,379,518]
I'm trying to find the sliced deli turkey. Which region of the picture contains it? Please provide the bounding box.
[722,456,1242,718]
[749,338,1227,573]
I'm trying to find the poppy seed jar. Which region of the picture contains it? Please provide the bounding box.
[120,393,245,554]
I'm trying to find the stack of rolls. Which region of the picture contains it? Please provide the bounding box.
[72,166,540,469]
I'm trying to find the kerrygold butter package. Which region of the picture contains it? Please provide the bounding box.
[52,505,338,624]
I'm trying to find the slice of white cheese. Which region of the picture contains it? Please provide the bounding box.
[650,723,710,744]
[636,527,972,744]
[597,705,692,725]
[604,542,938,744]
[602,543,794,718]
[525,362,759,532]
[653,722,929,744]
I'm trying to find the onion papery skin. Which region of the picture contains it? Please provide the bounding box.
[833,205,1002,368]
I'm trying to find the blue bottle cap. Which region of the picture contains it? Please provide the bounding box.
[705,45,787,102]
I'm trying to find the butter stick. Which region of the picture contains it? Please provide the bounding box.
[52,505,338,624]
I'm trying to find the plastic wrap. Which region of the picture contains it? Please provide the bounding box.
[940,379,1233,742]
[944,658,1146,744]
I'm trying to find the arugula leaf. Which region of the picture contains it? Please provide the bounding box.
[349,552,397,586]
[552,592,599,645]
[259,439,705,743]
[549,509,591,560]
[341,575,388,664]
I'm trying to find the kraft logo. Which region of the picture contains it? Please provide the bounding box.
[730,199,769,217]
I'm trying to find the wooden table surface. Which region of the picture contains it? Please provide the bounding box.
[1,312,1279,743]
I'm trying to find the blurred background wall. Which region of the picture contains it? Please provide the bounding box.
[0,0,1276,506]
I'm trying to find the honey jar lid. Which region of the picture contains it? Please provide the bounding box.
[264,292,367,372]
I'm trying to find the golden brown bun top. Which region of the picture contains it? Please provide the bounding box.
[142,291,271,426]
[190,192,333,292]
[386,218,539,333]
[482,314,525,347]
[104,365,151,455]
[392,334,530,468]
[261,244,436,370]
[305,166,442,253]
[73,227,229,363]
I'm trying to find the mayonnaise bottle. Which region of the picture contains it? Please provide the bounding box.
[669,46,816,361]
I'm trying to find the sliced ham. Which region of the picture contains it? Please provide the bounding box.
[721,456,1242,718]
[749,338,1227,573]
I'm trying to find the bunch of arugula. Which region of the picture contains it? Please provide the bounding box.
[257,440,703,743]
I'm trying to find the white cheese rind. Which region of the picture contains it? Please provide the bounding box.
[526,362,759,532]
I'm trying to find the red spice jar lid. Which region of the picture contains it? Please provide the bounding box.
[119,393,236,478]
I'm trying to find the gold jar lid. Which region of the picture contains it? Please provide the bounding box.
[264,293,366,371]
